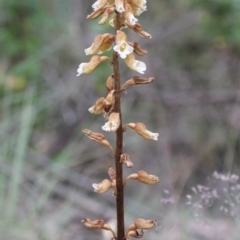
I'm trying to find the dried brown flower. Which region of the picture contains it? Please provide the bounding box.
[124,170,160,185]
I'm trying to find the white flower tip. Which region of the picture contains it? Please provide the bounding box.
[76,63,85,76]
[152,133,159,141]
[102,121,118,132]
[88,106,94,113]
[84,48,91,55]
[92,183,98,190]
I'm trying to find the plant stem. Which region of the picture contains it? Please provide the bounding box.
[112,11,125,240]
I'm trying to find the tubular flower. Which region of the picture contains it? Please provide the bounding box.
[120,153,133,168]
[128,0,147,16]
[113,30,134,59]
[92,179,113,193]
[102,112,120,132]
[125,219,157,238]
[124,122,159,140]
[82,129,115,154]
[85,33,114,55]
[121,76,154,90]
[124,53,146,74]
[81,218,117,239]
[124,2,138,25]
[88,97,105,114]
[124,170,160,185]
[77,55,110,76]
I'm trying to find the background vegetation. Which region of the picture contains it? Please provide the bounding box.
[0,0,240,239]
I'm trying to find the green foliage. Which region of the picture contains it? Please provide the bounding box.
[194,0,240,48]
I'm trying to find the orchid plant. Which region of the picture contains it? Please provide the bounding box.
[78,0,159,239]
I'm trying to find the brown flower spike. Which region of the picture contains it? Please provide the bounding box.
[80,0,158,239]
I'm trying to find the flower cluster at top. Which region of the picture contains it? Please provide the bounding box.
[77,0,151,76]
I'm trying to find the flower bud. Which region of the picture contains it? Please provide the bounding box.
[126,22,152,39]
[88,97,105,114]
[124,53,146,74]
[106,74,114,92]
[120,153,133,168]
[108,165,116,180]
[77,55,110,76]
[121,76,154,90]
[102,112,120,132]
[84,33,114,55]
[82,129,115,153]
[113,30,134,59]
[92,179,113,193]
[124,170,160,185]
[104,90,115,113]
[124,122,159,140]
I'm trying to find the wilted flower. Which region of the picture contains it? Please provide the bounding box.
[120,153,133,168]
[102,112,120,132]
[126,22,152,39]
[124,2,138,25]
[82,129,115,154]
[121,76,154,90]
[82,218,117,239]
[124,170,160,185]
[113,30,134,59]
[115,0,125,13]
[125,218,157,238]
[124,122,159,140]
[92,0,109,10]
[124,53,146,74]
[92,179,113,193]
[128,42,148,56]
[77,55,110,76]
[128,0,147,16]
[88,97,105,114]
[85,33,114,55]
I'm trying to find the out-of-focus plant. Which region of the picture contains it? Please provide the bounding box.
[78,0,159,239]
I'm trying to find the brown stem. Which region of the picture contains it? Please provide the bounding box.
[112,11,125,240]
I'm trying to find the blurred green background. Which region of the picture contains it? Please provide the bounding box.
[0,0,240,239]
